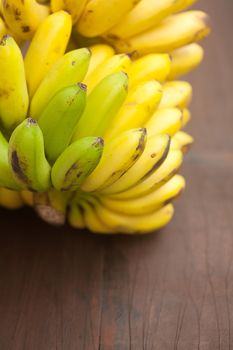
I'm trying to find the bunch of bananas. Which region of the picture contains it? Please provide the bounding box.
[0,4,209,234]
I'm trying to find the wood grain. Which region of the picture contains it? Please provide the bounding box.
[0,0,233,349]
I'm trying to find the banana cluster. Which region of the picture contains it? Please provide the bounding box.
[0,8,209,234]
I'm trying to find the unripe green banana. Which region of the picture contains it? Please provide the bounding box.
[0,131,21,190]
[8,118,51,192]
[38,83,87,164]
[51,136,104,191]
[30,48,91,120]
[72,71,128,140]
[0,35,29,132]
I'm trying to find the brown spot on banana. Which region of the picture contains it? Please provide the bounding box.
[11,150,30,185]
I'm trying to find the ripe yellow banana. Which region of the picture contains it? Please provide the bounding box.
[81,128,147,192]
[100,174,185,215]
[106,0,196,40]
[79,199,111,233]
[30,48,91,120]
[128,53,171,87]
[1,0,49,41]
[95,202,174,234]
[84,53,131,92]
[172,131,194,153]
[101,133,170,195]
[68,202,85,229]
[0,187,24,209]
[51,0,88,24]
[108,11,210,55]
[145,107,183,137]
[110,149,183,199]
[0,16,7,38]
[159,81,192,109]
[0,35,28,132]
[76,0,139,37]
[168,43,204,79]
[24,11,72,97]
[84,44,115,84]
[104,80,162,140]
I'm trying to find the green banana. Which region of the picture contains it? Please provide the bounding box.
[0,35,29,132]
[72,71,128,140]
[38,83,87,164]
[8,118,51,192]
[51,136,104,191]
[0,131,21,190]
[30,48,91,120]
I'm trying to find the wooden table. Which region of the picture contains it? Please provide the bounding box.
[0,1,232,349]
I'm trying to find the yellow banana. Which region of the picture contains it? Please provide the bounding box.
[101,133,170,195]
[182,109,191,128]
[128,53,171,87]
[106,0,196,40]
[68,202,85,229]
[108,11,210,55]
[110,149,183,199]
[51,0,88,24]
[81,128,147,192]
[84,44,115,83]
[0,187,24,209]
[172,131,194,153]
[159,81,192,109]
[95,202,174,234]
[80,200,111,233]
[76,0,140,37]
[172,0,197,12]
[104,80,162,140]
[145,107,183,137]
[1,0,49,41]
[20,190,33,206]
[30,48,91,120]
[84,53,131,93]
[100,174,185,215]
[168,43,204,79]
[24,11,72,97]
[0,35,29,132]
[0,16,8,38]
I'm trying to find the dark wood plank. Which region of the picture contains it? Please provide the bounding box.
[0,0,233,349]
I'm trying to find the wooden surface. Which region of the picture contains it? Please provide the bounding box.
[0,1,233,349]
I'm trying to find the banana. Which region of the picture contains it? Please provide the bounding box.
[20,190,33,206]
[104,80,162,140]
[8,118,51,192]
[79,199,111,233]
[145,107,183,137]
[172,0,197,12]
[84,44,115,84]
[51,136,104,191]
[0,130,21,190]
[30,48,91,120]
[0,187,24,209]
[38,83,87,164]
[76,0,140,37]
[172,131,194,153]
[72,71,128,140]
[100,174,185,215]
[128,53,171,87]
[84,53,131,92]
[182,109,191,128]
[159,81,192,109]
[108,11,210,55]
[68,202,85,229]
[100,133,170,195]
[34,189,69,225]
[0,16,8,38]
[81,128,147,192]
[110,149,183,199]
[95,202,174,234]
[168,43,204,79]
[1,0,49,41]
[51,0,88,24]
[0,35,29,132]
[24,11,72,97]
[106,0,196,40]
